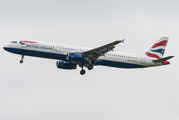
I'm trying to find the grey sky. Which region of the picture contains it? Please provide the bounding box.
[0,0,178,120]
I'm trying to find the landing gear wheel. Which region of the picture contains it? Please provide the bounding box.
[87,64,93,70]
[20,60,23,64]
[80,69,86,75]
[20,55,24,64]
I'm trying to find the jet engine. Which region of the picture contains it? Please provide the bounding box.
[56,60,77,70]
[66,52,88,62]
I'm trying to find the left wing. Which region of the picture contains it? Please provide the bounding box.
[81,39,125,62]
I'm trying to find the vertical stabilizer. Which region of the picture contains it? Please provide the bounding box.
[145,37,169,59]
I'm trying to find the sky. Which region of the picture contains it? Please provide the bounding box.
[0,0,178,120]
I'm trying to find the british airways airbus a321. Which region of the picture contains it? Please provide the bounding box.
[3,37,174,75]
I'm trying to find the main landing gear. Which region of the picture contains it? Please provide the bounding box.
[20,55,24,64]
[80,69,86,75]
[87,64,93,70]
[80,64,94,75]
[80,65,86,75]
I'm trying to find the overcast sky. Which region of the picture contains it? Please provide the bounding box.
[0,0,178,120]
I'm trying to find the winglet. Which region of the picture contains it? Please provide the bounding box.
[114,39,125,44]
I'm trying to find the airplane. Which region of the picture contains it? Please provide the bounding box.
[3,37,174,75]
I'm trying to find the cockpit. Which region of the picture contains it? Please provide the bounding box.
[10,41,17,44]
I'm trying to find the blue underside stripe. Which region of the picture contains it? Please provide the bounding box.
[4,47,146,68]
[95,60,146,68]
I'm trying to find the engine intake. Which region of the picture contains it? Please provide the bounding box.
[56,60,77,70]
[66,52,88,62]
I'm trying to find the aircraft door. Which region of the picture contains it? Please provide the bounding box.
[141,55,146,64]
[21,43,27,48]
[56,44,61,52]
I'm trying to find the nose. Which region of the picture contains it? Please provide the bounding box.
[3,44,10,51]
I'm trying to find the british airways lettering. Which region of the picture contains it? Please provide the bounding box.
[26,44,54,51]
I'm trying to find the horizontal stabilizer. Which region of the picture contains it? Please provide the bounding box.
[152,56,174,63]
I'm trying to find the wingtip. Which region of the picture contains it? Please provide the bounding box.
[170,56,175,58]
[115,39,125,42]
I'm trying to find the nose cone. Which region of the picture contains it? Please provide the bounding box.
[3,44,10,51]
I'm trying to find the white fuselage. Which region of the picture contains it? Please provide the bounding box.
[3,40,162,69]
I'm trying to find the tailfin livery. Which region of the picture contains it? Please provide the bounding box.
[145,37,168,59]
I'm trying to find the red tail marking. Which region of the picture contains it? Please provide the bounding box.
[145,52,161,59]
[151,40,168,48]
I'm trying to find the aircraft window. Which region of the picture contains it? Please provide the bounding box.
[10,41,17,43]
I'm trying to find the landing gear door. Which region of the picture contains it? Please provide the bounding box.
[56,44,61,52]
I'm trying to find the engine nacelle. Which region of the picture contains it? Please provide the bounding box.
[66,52,88,62]
[56,60,77,70]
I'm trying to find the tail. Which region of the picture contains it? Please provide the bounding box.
[145,37,169,59]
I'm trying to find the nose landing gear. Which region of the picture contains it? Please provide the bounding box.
[20,55,24,64]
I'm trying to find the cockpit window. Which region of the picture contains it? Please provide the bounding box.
[10,41,17,44]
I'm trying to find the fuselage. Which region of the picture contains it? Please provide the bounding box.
[3,40,163,69]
